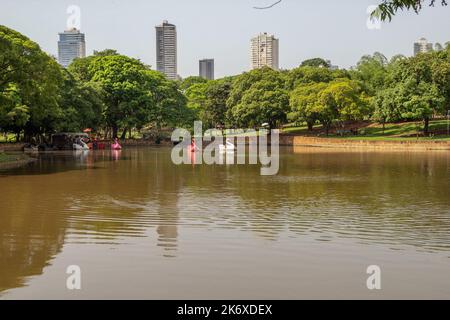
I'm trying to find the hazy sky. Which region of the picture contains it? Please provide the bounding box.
[1,0,449,78]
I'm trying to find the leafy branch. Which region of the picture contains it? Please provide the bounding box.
[373,0,448,21]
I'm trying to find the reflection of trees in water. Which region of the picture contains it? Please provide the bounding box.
[1,148,450,294]
[0,180,67,293]
[0,149,185,293]
[152,150,182,258]
[63,149,183,257]
[153,149,450,248]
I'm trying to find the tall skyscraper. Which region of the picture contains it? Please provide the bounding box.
[414,37,433,56]
[199,59,214,80]
[251,33,279,70]
[156,20,178,80]
[57,28,86,68]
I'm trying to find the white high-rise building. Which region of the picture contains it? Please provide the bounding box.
[251,33,279,70]
[414,37,433,56]
[156,20,177,80]
[57,28,86,68]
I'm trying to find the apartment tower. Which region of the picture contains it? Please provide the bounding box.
[156,20,178,80]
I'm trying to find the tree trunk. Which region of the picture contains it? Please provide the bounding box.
[112,125,118,139]
[120,127,128,140]
[423,117,430,136]
[323,123,330,136]
[307,121,314,131]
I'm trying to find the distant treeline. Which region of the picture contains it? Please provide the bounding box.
[1,25,449,142]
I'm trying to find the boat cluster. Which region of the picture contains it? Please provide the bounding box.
[23,132,122,152]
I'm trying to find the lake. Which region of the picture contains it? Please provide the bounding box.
[1,147,450,299]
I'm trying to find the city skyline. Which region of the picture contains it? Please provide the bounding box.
[1,0,449,78]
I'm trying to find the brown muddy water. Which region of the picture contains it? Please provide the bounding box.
[1,147,450,299]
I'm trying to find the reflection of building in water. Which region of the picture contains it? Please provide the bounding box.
[157,224,178,258]
[152,150,182,258]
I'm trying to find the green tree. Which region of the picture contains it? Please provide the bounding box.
[301,58,331,68]
[352,52,388,96]
[227,67,288,128]
[93,49,119,57]
[229,81,289,128]
[321,79,371,125]
[400,79,444,135]
[0,25,63,140]
[373,86,405,132]
[58,70,105,132]
[374,0,448,21]
[203,79,232,128]
[289,79,370,135]
[0,84,29,139]
[148,70,188,130]
[179,76,208,92]
[374,50,449,134]
[289,82,328,131]
[286,66,350,90]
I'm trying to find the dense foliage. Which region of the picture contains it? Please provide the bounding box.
[1,25,449,140]
[0,26,189,141]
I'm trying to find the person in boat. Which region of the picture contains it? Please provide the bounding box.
[111,138,122,150]
[190,138,199,152]
[219,138,235,151]
[92,137,98,150]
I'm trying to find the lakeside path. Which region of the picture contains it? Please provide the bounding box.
[280,135,450,151]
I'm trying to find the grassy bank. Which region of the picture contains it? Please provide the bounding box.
[0,152,36,169]
[283,120,450,141]
[0,153,21,163]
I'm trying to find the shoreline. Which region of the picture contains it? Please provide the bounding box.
[2,134,450,153]
[0,153,37,170]
[279,135,450,151]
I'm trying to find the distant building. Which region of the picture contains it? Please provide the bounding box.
[326,60,339,70]
[414,37,433,56]
[156,20,177,80]
[199,59,214,80]
[251,33,279,70]
[435,43,444,52]
[57,28,86,68]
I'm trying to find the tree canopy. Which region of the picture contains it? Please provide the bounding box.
[1,25,449,141]
[226,67,289,128]
[301,58,331,68]
[373,48,450,134]
[0,25,63,139]
[289,79,370,134]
